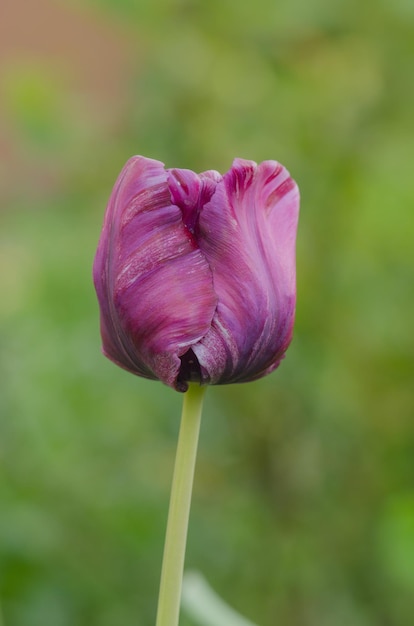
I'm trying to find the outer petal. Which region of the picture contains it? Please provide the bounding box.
[192,158,299,384]
[93,156,217,390]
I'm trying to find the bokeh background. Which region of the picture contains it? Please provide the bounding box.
[1,1,413,625]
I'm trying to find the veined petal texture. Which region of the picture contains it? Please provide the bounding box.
[93,156,217,390]
[192,158,299,384]
[93,155,299,390]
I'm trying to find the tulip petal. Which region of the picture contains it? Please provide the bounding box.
[93,156,217,390]
[192,158,299,384]
[167,168,221,235]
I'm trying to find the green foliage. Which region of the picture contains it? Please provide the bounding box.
[1,0,413,624]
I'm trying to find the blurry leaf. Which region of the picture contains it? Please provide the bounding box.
[377,493,414,589]
[182,571,258,626]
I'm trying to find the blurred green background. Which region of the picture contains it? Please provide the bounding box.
[1,0,413,624]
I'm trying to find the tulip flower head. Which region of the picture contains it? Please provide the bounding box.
[93,156,299,392]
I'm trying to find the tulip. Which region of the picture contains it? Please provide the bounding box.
[93,155,299,392]
[93,154,300,626]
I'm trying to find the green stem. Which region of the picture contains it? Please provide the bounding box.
[155,383,206,626]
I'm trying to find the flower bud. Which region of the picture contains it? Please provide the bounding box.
[93,156,299,391]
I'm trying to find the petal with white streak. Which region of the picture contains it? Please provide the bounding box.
[93,156,217,389]
[192,158,299,384]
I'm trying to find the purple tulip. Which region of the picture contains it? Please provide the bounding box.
[93,156,299,392]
